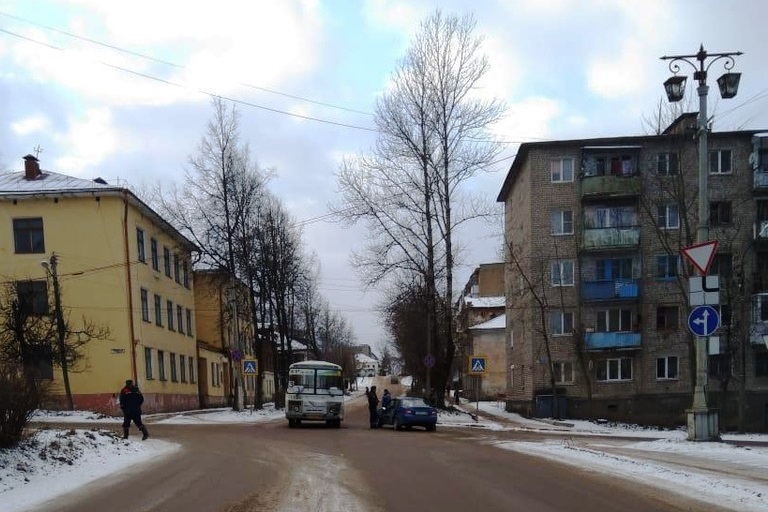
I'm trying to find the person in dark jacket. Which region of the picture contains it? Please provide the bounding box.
[367,385,379,428]
[381,389,392,410]
[119,379,149,440]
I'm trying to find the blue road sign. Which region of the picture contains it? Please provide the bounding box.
[423,354,435,368]
[469,356,487,375]
[688,305,720,336]
[243,359,258,374]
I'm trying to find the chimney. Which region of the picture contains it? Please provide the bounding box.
[23,154,41,180]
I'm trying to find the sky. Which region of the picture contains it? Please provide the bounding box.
[4,386,768,512]
[1,0,768,354]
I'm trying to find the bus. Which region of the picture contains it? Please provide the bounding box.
[285,360,345,428]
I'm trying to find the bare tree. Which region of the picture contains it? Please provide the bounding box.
[333,10,503,404]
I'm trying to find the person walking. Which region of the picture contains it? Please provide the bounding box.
[367,385,379,429]
[119,379,149,440]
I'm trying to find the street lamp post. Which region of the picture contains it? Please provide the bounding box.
[660,44,742,441]
[41,254,74,410]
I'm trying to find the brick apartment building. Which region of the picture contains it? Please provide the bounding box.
[496,113,768,431]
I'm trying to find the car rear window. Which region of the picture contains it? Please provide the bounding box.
[401,398,429,408]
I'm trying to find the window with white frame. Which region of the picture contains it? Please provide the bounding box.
[656,152,679,176]
[140,288,150,322]
[656,254,680,279]
[554,361,573,384]
[709,149,732,174]
[136,228,146,263]
[656,356,679,380]
[596,357,632,381]
[549,310,574,336]
[170,352,178,382]
[551,210,574,235]
[550,260,574,286]
[656,306,679,329]
[180,354,187,382]
[596,308,633,332]
[550,158,574,183]
[189,357,196,383]
[154,294,162,326]
[657,204,679,229]
[144,347,153,380]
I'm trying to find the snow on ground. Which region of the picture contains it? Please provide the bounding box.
[5,397,768,512]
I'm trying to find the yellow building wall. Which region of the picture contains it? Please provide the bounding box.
[0,192,197,413]
[472,330,507,399]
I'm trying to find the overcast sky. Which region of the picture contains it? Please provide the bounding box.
[1,0,767,354]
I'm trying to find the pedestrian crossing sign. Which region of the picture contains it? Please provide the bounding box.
[243,359,258,375]
[468,356,487,375]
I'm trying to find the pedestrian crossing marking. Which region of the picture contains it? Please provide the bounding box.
[243,359,258,374]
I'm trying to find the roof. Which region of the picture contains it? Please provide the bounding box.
[469,314,506,330]
[496,127,768,202]
[464,296,505,308]
[355,353,378,364]
[0,169,198,252]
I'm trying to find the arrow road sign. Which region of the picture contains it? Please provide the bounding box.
[681,240,719,275]
[688,305,720,337]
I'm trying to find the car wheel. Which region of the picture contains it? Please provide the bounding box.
[426,424,436,432]
[288,419,296,428]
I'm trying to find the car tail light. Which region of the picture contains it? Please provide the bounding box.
[430,410,437,416]
[405,409,413,415]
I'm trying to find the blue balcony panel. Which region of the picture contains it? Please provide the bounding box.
[585,332,641,350]
[581,279,640,301]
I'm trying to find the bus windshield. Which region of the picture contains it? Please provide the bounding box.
[288,365,344,395]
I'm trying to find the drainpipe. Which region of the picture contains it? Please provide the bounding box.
[122,193,138,383]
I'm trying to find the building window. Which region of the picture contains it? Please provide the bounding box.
[170,352,178,382]
[180,354,187,382]
[656,306,679,330]
[550,158,574,183]
[154,294,163,326]
[709,149,732,174]
[137,228,146,263]
[710,201,732,225]
[186,308,193,337]
[596,357,632,381]
[710,253,732,277]
[183,260,190,288]
[164,246,171,277]
[26,344,53,380]
[151,238,159,271]
[177,305,184,335]
[596,309,633,332]
[144,347,154,379]
[710,354,731,379]
[595,257,634,280]
[189,357,196,383]
[656,152,679,176]
[656,356,679,380]
[554,361,573,384]
[551,210,574,235]
[158,350,166,381]
[13,218,45,254]
[656,254,679,280]
[549,310,573,336]
[140,288,150,322]
[756,353,768,377]
[657,204,679,229]
[17,280,48,316]
[167,300,175,331]
[550,260,574,287]
[174,254,181,283]
[211,362,217,386]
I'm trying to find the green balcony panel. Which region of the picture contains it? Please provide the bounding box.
[581,176,641,197]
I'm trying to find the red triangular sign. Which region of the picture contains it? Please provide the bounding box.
[681,240,719,275]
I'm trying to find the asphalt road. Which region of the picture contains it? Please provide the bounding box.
[39,387,732,512]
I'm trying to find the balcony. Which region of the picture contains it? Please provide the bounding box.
[581,175,641,198]
[585,332,641,350]
[582,227,640,250]
[754,168,768,191]
[581,279,640,301]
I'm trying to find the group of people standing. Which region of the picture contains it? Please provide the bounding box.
[365,386,392,428]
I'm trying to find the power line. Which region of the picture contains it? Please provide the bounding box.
[0,26,379,132]
[0,10,374,118]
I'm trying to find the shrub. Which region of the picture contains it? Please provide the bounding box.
[0,365,44,448]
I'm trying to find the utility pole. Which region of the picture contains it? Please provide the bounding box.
[43,254,74,410]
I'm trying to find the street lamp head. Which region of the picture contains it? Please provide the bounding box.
[663,75,687,102]
[40,260,50,272]
[717,72,741,99]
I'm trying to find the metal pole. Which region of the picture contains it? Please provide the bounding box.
[692,83,710,411]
